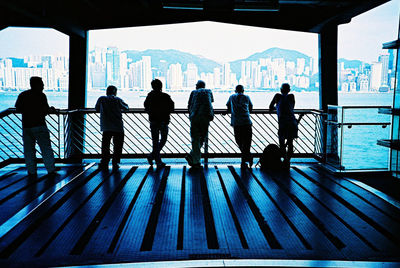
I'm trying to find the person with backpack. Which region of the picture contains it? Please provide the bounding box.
[226,85,253,168]
[144,79,175,168]
[269,83,298,169]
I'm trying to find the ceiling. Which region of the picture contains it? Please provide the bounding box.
[0,0,390,37]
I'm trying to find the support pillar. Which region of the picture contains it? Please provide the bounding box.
[65,33,88,162]
[319,25,339,164]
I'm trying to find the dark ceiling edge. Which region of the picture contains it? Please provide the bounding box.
[0,0,393,36]
[310,0,391,32]
[0,1,85,37]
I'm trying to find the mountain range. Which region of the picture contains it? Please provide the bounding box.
[123,47,314,75]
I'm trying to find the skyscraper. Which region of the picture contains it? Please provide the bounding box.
[106,47,120,87]
[223,63,231,88]
[370,62,382,91]
[378,53,389,86]
[186,63,198,88]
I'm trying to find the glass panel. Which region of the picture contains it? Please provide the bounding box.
[341,124,390,170]
[326,106,341,169]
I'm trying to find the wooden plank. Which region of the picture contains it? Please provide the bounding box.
[251,168,337,252]
[287,168,395,255]
[10,167,111,259]
[0,169,47,202]
[0,166,100,259]
[0,167,80,225]
[151,166,183,251]
[295,167,400,250]
[263,168,374,258]
[310,166,400,222]
[182,167,208,250]
[231,166,309,250]
[217,167,270,249]
[116,167,166,253]
[82,167,150,255]
[205,166,244,250]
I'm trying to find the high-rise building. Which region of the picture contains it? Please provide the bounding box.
[106,47,120,87]
[141,56,152,89]
[370,62,383,91]
[223,63,231,88]
[186,63,198,88]
[213,67,221,88]
[378,53,389,86]
[167,63,183,89]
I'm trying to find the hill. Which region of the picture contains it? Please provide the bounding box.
[229,47,312,75]
[123,49,221,73]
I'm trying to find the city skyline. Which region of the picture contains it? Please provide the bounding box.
[0,45,395,93]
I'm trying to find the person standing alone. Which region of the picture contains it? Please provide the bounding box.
[95,85,129,170]
[15,76,56,176]
[185,80,214,168]
[226,85,253,167]
[144,79,174,168]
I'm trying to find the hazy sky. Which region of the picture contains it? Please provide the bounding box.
[0,0,399,63]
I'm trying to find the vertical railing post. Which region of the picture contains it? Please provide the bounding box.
[204,134,209,166]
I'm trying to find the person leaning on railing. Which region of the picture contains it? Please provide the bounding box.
[226,84,254,168]
[144,79,175,168]
[95,85,129,170]
[269,83,298,169]
[15,76,57,177]
[185,80,214,168]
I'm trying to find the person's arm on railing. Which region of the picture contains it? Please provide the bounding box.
[249,96,253,113]
[269,94,278,111]
[169,95,175,113]
[188,91,194,111]
[225,96,231,115]
[119,98,129,111]
[95,97,101,112]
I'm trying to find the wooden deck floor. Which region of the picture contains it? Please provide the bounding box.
[0,162,400,267]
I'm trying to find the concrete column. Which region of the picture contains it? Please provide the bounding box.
[319,25,339,164]
[65,33,88,161]
[319,25,338,111]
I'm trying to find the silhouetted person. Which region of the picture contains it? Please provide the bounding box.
[227,85,253,167]
[269,83,298,168]
[144,79,174,168]
[15,76,56,176]
[95,85,129,170]
[185,80,214,168]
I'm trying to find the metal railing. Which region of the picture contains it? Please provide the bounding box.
[0,108,324,165]
[326,105,391,171]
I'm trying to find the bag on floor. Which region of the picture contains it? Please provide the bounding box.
[256,144,283,170]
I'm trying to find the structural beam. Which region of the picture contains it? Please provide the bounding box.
[66,33,88,161]
[319,25,338,163]
[319,25,338,111]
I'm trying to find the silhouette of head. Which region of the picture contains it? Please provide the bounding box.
[235,85,244,93]
[106,85,117,96]
[196,80,205,89]
[281,83,290,94]
[30,76,44,92]
[151,79,162,92]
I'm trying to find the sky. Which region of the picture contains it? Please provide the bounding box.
[0,0,399,64]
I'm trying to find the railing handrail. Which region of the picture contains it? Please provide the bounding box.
[65,108,324,114]
[327,105,392,109]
